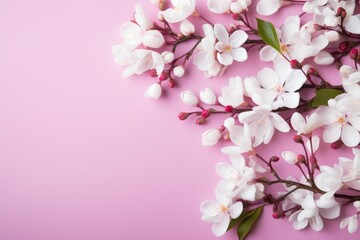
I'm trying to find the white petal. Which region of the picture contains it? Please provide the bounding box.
[214,24,229,44]
[323,123,341,143]
[281,92,300,109]
[143,30,165,48]
[319,204,340,219]
[314,51,334,65]
[200,200,220,217]
[291,112,306,133]
[345,15,360,34]
[231,47,248,62]
[212,215,230,237]
[341,124,360,147]
[229,30,248,48]
[282,151,297,164]
[256,0,282,16]
[257,67,278,90]
[309,214,324,231]
[259,46,278,61]
[270,112,290,132]
[207,0,232,14]
[229,202,243,219]
[217,52,233,65]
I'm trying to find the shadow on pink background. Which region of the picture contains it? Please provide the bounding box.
[0,0,358,239]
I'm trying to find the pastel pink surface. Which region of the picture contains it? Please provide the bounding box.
[0,0,358,240]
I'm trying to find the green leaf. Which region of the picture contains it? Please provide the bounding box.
[227,209,257,231]
[256,18,281,53]
[237,207,263,240]
[311,88,343,107]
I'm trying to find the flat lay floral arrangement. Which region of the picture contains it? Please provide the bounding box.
[113,0,360,239]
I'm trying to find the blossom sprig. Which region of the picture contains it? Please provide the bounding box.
[114,0,360,239]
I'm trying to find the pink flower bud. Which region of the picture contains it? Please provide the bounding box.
[196,117,206,125]
[331,141,343,149]
[349,48,358,60]
[272,212,283,219]
[293,135,303,143]
[290,59,301,69]
[297,154,306,164]
[270,156,280,162]
[231,13,241,21]
[224,105,233,113]
[168,78,175,88]
[339,41,349,52]
[307,67,317,75]
[149,69,158,77]
[201,110,211,118]
[178,112,189,120]
[159,72,169,81]
[337,7,346,18]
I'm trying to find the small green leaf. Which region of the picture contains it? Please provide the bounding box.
[237,207,263,240]
[256,18,281,53]
[311,88,343,107]
[227,209,257,231]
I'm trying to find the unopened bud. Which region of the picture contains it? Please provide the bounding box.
[231,13,241,21]
[148,69,158,77]
[337,7,346,18]
[224,105,234,113]
[159,72,169,81]
[178,112,189,120]
[308,67,317,75]
[331,140,343,149]
[297,154,306,164]
[270,156,280,162]
[349,48,359,60]
[339,41,350,52]
[293,135,303,143]
[196,117,206,125]
[223,133,230,141]
[168,78,175,88]
[201,109,211,118]
[290,59,302,69]
[272,212,283,219]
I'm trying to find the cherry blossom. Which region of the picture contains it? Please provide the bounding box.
[214,24,248,66]
[160,0,196,23]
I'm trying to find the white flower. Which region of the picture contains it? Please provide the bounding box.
[282,151,298,164]
[202,129,222,146]
[249,59,306,109]
[160,0,196,23]
[291,112,322,135]
[207,0,231,14]
[200,186,243,237]
[180,91,198,106]
[133,49,165,76]
[256,0,284,16]
[144,83,162,99]
[200,88,217,105]
[112,45,139,77]
[230,0,252,13]
[180,19,195,36]
[193,24,222,78]
[320,95,360,147]
[259,16,328,62]
[222,124,253,155]
[340,215,359,234]
[216,154,264,201]
[173,65,185,77]
[315,165,343,193]
[214,24,248,66]
[218,76,245,108]
[238,105,290,146]
[120,4,164,49]
[340,66,360,97]
[339,148,360,190]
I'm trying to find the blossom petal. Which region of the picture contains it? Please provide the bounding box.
[212,215,230,237]
[229,202,243,219]
[341,124,360,147]
[214,24,229,44]
[217,52,233,65]
[231,47,248,62]
[200,200,220,217]
[270,112,290,132]
[282,92,300,109]
[259,46,278,61]
[256,0,282,15]
[323,123,341,143]
[229,30,248,48]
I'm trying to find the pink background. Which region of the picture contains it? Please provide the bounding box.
[0,0,358,239]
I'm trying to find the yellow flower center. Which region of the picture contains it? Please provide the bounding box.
[219,205,229,213]
[224,45,233,53]
[337,116,347,126]
[281,44,288,54]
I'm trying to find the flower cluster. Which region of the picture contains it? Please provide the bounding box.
[114,0,360,239]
